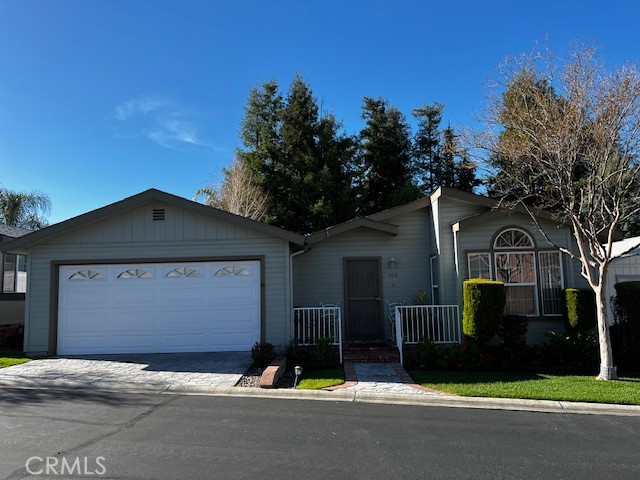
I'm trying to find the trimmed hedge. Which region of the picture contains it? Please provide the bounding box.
[463,279,506,344]
[612,282,640,370]
[563,288,596,332]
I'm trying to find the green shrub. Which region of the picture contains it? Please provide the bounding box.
[543,331,599,373]
[498,315,529,366]
[612,282,640,370]
[310,337,334,368]
[463,279,506,344]
[415,337,494,371]
[415,337,438,369]
[564,288,596,332]
[251,342,276,367]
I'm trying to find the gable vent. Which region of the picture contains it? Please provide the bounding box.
[152,208,166,221]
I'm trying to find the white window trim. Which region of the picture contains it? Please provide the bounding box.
[538,251,565,316]
[495,251,539,317]
[467,252,492,280]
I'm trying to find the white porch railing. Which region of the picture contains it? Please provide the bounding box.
[293,306,343,364]
[394,305,461,365]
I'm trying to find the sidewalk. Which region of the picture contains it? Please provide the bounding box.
[1,363,639,417]
[328,362,444,395]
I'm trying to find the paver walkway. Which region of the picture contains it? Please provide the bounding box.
[340,362,443,395]
[0,352,252,390]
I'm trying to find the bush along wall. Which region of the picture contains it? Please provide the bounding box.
[563,288,596,332]
[612,282,640,371]
[462,279,506,344]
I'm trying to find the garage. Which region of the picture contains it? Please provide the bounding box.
[57,260,261,355]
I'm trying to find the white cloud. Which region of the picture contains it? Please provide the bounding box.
[113,95,212,150]
[114,96,170,121]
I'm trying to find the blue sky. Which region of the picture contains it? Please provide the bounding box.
[1,1,638,223]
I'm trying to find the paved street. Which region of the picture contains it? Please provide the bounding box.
[1,388,639,480]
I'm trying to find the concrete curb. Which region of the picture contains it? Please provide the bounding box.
[2,378,640,417]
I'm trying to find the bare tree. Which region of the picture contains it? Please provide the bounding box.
[475,45,640,380]
[195,156,269,222]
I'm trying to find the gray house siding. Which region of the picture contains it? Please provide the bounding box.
[293,209,431,340]
[434,197,486,307]
[453,210,588,343]
[23,202,291,355]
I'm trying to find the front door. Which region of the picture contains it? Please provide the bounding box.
[344,257,383,341]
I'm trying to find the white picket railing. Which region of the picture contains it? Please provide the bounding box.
[395,305,461,365]
[293,306,343,364]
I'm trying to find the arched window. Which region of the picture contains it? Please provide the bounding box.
[494,228,537,315]
[494,228,534,249]
[468,227,564,317]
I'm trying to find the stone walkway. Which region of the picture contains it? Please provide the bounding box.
[0,352,252,390]
[338,362,443,395]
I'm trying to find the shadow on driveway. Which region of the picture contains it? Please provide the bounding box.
[60,352,253,374]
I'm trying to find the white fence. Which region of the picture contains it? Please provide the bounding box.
[394,305,461,365]
[293,306,343,364]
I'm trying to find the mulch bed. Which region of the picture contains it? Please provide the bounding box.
[236,364,296,388]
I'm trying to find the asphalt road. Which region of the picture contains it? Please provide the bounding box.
[0,387,639,480]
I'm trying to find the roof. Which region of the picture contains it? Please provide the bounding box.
[0,224,32,239]
[1,189,306,252]
[611,236,640,257]
[306,218,399,245]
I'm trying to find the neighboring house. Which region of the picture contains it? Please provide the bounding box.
[1,187,592,357]
[606,236,640,323]
[0,224,31,326]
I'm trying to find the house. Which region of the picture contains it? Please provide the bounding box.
[1,187,590,357]
[295,187,590,346]
[606,236,640,322]
[0,224,31,327]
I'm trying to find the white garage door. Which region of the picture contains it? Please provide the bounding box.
[57,261,261,355]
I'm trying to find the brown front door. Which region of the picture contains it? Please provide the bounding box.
[344,257,383,341]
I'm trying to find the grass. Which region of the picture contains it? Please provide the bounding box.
[0,350,31,369]
[296,367,345,390]
[409,370,640,405]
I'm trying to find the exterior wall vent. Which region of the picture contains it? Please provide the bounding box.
[152,208,166,221]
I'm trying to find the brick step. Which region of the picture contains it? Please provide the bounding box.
[343,344,400,363]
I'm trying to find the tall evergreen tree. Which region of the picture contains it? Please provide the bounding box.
[358,97,414,214]
[238,79,283,186]
[412,103,443,193]
[440,126,458,188]
[237,76,357,232]
[314,114,357,227]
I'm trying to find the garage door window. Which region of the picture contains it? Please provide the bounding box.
[165,267,201,278]
[214,266,250,277]
[69,269,105,280]
[117,268,153,279]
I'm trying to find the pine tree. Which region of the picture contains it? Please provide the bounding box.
[237,76,357,232]
[412,103,444,194]
[358,97,414,215]
[238,80,283,186]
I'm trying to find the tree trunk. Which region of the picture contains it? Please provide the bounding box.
[594,275,617,380]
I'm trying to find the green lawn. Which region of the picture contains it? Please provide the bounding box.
[0,350,31,369]
[296,367,345,390]
[409,371,640,405]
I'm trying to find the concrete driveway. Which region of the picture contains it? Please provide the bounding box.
[0,352,252,392]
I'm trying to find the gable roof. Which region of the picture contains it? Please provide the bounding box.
[0,224,32,239]
[306,218,399,245]
[1,189,305,252]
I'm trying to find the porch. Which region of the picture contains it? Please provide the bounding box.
[292,304,461,365]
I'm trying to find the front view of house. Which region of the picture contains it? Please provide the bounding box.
[2,187,588,357]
